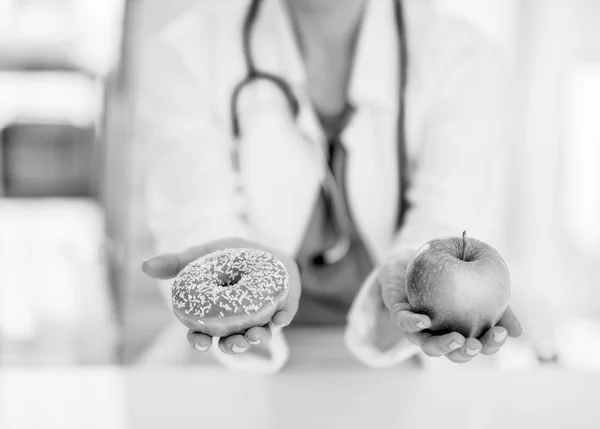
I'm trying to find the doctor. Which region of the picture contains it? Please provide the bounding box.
[139,0,522,372]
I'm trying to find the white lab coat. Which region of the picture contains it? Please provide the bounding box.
[136,0,515,372]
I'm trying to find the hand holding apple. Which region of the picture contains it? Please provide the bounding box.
[406,231,511,338]
[378,233,522,363]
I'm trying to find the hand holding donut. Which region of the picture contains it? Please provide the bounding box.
[142,238,301,355]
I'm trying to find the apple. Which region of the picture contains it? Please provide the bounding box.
[405,231,511,338]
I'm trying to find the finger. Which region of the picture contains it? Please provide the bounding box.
[245,325,272,346]
[393,308,432,333]
[496,305,523,338]
[380,272,430,332]
[421,332,466,358]
[379,262,407,313]
[480,326,508,355]
[142,237,256,280]
[142,253,183,280]
[271,264,301,328]
[272,310,292,328]
[377,249,415,290]
[218,334,250,355]
[186,330,213,352]
[378,260,431,333]
[465,337,483,357]
[445,351,473,364]
[445,337,483,363]
[406,331,431,347]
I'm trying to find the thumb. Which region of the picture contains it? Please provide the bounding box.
[379,261,408,312]
[142,253,183,280]
[497,305,523,338]
[379,254,432,332]
[141,237,255,280]
[378,249,415,309]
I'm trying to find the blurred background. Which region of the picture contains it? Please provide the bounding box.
[1,0,600,368]
[0,0,600,427]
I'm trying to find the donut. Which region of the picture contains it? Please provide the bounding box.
[171,248,290,337]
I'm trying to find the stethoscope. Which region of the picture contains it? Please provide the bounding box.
[230,0,409,265]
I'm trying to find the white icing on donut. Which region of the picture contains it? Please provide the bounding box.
[172,248,289,319]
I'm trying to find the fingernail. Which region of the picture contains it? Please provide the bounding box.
[466,347,480,356]
[273,321,288,328]
[142,256,161,271]
[449,341,463,350]
[141,258,151,270]
[493,331,507,343]
[194,343,209,352]
[232,344,248,354]
[416,320,430,330]
[248,339,260,345]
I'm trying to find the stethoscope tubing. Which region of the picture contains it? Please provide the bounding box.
[229,0,408,265]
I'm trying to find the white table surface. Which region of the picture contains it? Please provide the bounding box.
[2,328,599,429]
[1,366,599,429]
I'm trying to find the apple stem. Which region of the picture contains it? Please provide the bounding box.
[461,230,467,261]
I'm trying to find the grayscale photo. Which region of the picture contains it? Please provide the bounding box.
[0,0,599,428]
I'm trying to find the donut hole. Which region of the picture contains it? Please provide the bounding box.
[216,271,244,287]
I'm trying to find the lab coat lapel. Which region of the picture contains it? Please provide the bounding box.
[237,83,324,257]
[152,0,401,260]
[160,0,322,257]
[343,0,401,263]
[236,0,324,257]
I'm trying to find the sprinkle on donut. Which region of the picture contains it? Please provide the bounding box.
[172,248,289,319]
